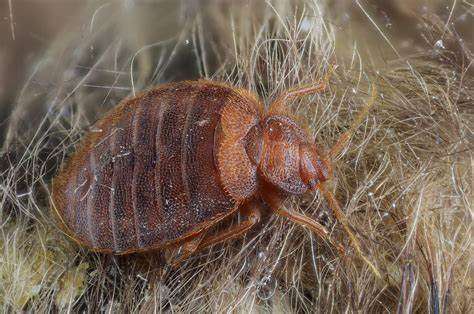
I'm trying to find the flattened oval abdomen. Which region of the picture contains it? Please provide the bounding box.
[52,81,238,253]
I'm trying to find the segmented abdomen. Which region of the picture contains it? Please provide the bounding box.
[52,81,237,253]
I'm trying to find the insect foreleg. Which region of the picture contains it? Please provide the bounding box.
[268,65,335,114]
[262,189,344,255]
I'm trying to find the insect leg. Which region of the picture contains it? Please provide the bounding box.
[193,203,261,252]
[171,204,261,267]
[329,84,377,159]
[269,82,327,115]
[264,191,344,254]
[274,207,345,254]
[171,232,207,268]
[268,65,335,114]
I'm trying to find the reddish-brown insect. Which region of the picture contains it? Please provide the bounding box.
[52,79,377,272]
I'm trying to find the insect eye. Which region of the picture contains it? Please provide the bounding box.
[308,178,319,189]
[244,125,263,165]
[316,159,330,181]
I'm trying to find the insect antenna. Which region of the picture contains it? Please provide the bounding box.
[329,84,378,159]
[319,183,381,278]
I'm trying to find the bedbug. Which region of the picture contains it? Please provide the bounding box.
[52,79,378,272]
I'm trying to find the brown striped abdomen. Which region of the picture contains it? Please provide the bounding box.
[52,81,243,253]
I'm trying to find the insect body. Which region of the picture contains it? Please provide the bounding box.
[52,79,377,272]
